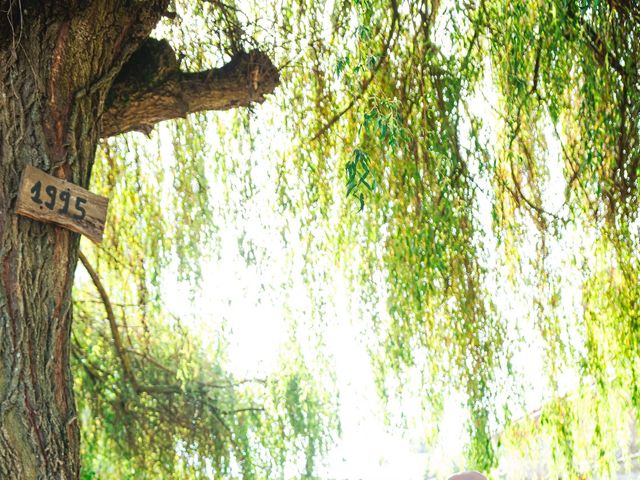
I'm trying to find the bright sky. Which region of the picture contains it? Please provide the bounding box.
[146,58,609,479]
[149,2,595,477]
[158,205,420,480]
[152,65,519,480]
[154,107,467,478]
[161,240,466,480]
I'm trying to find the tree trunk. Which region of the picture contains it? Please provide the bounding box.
[0,2,166,477]
[0,1,278,476]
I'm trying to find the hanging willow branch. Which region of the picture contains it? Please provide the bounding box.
[78,250,180,394]
[309,0,400,142]
[78,250,270,399]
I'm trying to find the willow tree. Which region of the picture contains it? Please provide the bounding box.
[2,0,640,478]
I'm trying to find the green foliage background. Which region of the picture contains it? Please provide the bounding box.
[72,0,640,478]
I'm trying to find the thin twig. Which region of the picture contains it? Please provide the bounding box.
[309,0,400,142]
[79,250,180,395]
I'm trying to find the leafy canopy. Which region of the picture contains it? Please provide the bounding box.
[73,0,640,478]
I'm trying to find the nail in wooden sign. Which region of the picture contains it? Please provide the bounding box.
[15,165,108,243]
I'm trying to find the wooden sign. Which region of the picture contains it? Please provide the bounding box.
[15,165,108,243]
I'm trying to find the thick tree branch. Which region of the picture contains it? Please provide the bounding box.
[101,38,279,137]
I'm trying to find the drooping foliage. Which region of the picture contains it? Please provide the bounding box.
[74,122,339,479]
[73,0,640,478]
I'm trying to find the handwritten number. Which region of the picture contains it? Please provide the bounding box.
[30,181,42,204]
[29,180,89,221]
[44,185,57,210]
[58,191,71,214]
[74,197,87,220]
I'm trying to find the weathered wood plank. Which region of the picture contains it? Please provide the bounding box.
[15,165,108,243]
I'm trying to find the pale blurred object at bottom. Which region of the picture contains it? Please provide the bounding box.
[448,472,487,480]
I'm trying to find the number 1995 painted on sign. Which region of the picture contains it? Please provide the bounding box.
[30,181,87,220]
[15,166,109,243]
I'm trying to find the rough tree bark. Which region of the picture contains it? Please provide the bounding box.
[0,1,278,478]
[102,38,279,137]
